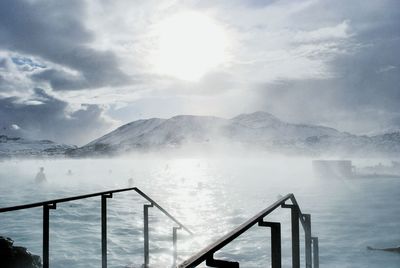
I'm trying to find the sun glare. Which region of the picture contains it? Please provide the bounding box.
[153,12,228,81]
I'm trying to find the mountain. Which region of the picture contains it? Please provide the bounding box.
[86,118,167,147]
[70,111,382,157]
[0,135,76,158]
[69,115,229,156]
[4,111,397,158]
[227,111,343,143]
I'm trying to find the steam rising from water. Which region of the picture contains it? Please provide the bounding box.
[0,155,399,267]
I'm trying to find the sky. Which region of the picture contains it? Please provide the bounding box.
[0,0,399,145]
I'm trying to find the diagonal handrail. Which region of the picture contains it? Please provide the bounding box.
[0,187,192,268]
[134,187,192,234]
[178,193,319,268]
[0,187,192,234]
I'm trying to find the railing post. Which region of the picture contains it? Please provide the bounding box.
[304,214,312,268]
[312,237,319,268]
[282,204,300,268]
[101,193,113,268]
[259,221,281,268]
[172,226,181,267]
[43,203,56,268]
[143,203,153,267]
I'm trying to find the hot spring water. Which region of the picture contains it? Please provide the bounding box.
[0,157,399,267]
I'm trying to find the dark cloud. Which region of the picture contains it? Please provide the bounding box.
[0,89,114,145]
[260,36,400,116]
[0,58,7,69]
[0,0,129,91]
[255,42,400,132]
[253,0,400,133]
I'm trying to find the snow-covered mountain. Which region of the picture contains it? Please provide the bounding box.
[0,135,76,158]
[69,115,229,156]
[86,118,167,147]
[227,111,343,143]
[69,111,390,157]
[3,111,399,157]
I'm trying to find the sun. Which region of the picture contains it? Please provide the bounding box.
[153,12,228,81]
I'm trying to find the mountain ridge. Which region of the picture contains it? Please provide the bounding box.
[0,135,76,158]
[67,111,400,157]
[2,111,399,158]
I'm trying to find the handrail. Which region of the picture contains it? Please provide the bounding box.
[0,187,192,234]
[178,193,292,267]
[134,187,192,234]
[0,186,192,268]
[178,193,319,268]
[289,194,307,228]
[1,189,318,268]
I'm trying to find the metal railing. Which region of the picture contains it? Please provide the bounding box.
[0,187,192,268]
[178,193,319,268]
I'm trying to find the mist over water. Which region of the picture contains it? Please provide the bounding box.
[0,155,399,268]
[1,1,399,268]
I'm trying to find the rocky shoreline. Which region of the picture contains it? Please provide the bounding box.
[0,236,42,268]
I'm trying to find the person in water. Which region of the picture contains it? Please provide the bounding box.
[35,167,47,183]
[128,178,134,187]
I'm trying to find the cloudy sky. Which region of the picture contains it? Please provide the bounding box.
[0,0,399,145]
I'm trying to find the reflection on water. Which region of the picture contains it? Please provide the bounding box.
[0,157,399,267]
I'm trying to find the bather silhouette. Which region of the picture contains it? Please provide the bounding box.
[35,167,47,183]
[128,178,134,187]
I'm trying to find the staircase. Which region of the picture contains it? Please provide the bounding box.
[0,190,318,268]
[178,193,319,268]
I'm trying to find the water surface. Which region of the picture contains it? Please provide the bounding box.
[0,157,399,267]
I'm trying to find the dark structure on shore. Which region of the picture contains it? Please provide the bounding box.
[0,236,42,268]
